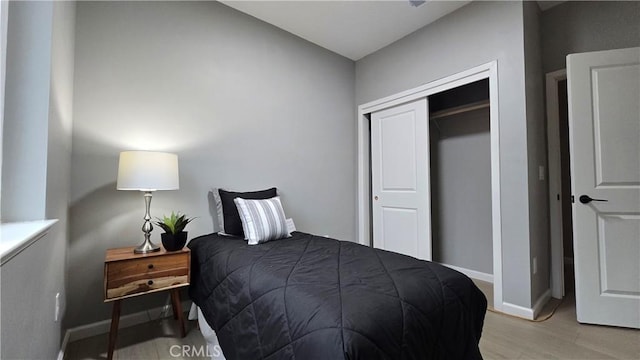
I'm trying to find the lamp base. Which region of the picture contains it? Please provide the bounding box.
[134,240,161,254]
[134,191,161,254]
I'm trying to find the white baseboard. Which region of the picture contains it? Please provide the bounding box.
[56,330,70,360]
[439,263,494,283]
[58,301,191,359]
[501,288,551,320]
[501,301,535,319]
[532,288,552,319]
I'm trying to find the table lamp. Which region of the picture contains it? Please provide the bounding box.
[116,151,179,253]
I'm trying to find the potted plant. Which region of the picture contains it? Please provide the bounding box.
[155,211,194,251]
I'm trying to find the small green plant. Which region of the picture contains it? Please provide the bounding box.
[154,211,194,235]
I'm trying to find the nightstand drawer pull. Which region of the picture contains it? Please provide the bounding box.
[148,264,154,269]
[147,280,153,285]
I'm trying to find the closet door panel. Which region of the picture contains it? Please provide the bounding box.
[380,113,417,191]
[371,98,431,260]
[380,207,419,258]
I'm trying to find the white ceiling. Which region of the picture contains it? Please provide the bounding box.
[220,0,470,60]
[220,1,566,61]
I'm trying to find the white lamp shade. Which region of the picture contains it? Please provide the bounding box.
[116,151,179,191]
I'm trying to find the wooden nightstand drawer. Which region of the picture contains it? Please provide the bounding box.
[104,247,190,301]
[105,267,189,299]
[107,252,188,279]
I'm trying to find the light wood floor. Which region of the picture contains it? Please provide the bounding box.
[66,295,639,359]
[64,316,209,360]
[479,265,639,359]
[480,291,639,359]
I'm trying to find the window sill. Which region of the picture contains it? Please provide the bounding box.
[0,219,58,265]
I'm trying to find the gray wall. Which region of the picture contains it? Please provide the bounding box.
[0,0,7,210]
[47,0,76,341]
[541,1,640,73]
[1,1,52,221]
[431,108,492,275]
[1,1,75,359]
[68,1,355,328]
[523,1,549,304]
[1,229,62,359]
[356,1,534,307]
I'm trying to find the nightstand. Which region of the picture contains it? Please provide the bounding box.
[104,246,190,360]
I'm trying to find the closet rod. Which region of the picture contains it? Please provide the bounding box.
[430,99,490,120]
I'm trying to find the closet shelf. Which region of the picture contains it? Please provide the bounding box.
[430,100,490,120]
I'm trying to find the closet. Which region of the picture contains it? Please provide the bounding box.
[370,78,493,280]
[363,63,501,308]
[429,79,493,279]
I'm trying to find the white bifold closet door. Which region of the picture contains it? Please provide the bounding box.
[371,98,431,260]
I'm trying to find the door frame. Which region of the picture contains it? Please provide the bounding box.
[546,69,567,300]
[356,61,504,311]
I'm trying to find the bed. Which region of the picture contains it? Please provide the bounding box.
[188,231,487,360]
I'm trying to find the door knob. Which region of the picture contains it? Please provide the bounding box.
[579,195,608,204]
[374,196,379,200]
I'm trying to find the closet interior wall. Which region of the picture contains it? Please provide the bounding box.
[429,80,493,277]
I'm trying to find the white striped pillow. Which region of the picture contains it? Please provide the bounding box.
[234,196,291,245]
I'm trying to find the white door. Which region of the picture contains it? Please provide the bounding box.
[568,47,640,329]
[371,98,430,260]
